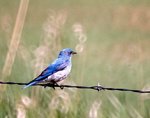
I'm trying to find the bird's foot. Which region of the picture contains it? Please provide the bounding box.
[60,85,64,89]
[43,83,56,89]
[51,83,56,90]
[43,82,64,90]
[44,85,47,88]
[52,86,55,90]
[54,83,64,90]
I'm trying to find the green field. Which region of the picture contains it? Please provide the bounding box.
[0,0,150,118]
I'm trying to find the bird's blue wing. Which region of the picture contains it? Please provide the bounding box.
[36,58,69,81]
[23,58,69,88]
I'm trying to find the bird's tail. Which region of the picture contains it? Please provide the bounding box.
[23,81,37,89]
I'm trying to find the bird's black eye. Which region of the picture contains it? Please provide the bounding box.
[70,51,72,54]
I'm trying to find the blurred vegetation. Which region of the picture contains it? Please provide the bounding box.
[0,0,150,118]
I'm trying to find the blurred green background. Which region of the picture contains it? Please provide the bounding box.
[0,0,150,118]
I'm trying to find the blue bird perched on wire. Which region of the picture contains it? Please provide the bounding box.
[23,48,77,89]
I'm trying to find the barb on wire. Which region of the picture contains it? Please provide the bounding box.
[0,81,150,93]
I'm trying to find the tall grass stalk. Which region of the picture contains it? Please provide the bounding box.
[2,0,29,78]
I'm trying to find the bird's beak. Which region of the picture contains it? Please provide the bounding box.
[72,51,77,55]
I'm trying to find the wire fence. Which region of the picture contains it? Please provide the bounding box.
[0,81,150,93]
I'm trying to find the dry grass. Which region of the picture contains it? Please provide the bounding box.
[2,0,29,78]
[88,100,102,118]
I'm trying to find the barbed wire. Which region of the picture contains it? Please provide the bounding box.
[0,81,150,93]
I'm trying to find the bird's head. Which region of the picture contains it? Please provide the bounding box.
[58,48,77,58]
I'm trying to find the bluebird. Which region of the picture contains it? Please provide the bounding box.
[24,48,77,89]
